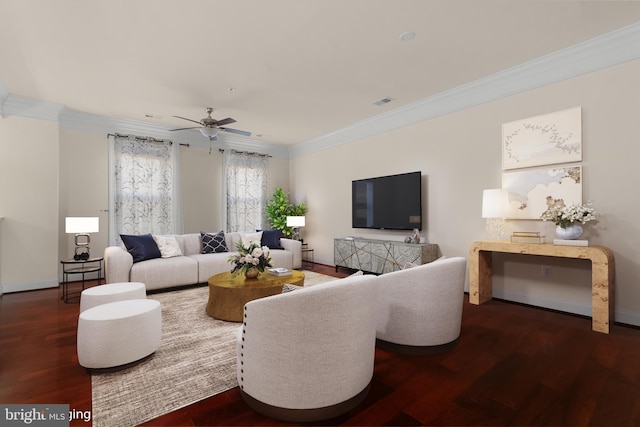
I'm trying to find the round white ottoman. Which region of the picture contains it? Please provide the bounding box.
[77,299,162,369]
[80,282,146,313]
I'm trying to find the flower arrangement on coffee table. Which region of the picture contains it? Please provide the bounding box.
[228,240,273,278]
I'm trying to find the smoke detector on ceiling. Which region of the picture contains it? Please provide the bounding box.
[399,31,415,41]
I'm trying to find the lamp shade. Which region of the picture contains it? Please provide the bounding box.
[286,216,305,227]
[481,189,509,218]
[200,127,219,138]
[65,217,99,234]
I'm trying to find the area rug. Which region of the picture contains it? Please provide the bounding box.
[91,270,337,427]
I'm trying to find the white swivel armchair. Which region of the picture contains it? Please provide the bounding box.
[376,257,467,354]
[237,274,379,422]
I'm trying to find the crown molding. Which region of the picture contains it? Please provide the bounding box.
[1,94,64,121]
[289,21,640,159]
[0,96,289,158]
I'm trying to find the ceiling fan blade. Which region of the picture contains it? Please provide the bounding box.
[172,115,204,126]
[219,127,252,137]
[214,117,236,126]
[169,126,200,131]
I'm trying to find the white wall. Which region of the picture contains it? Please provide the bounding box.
[0,116,60,292]
[180,146,224,233]
[290,58,640,326]
[58,128,109,262]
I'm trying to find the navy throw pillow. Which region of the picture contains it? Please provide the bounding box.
[121,234,162,263]
[260,229,284,250]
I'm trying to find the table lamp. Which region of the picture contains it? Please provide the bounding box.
[66,217,99,260]
[481,189,509,240]
[286,216,305,241]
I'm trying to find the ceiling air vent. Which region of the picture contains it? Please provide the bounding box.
[373,97,394,106]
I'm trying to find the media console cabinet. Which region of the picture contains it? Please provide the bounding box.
[469,240,615,334]
[334,237,439,274]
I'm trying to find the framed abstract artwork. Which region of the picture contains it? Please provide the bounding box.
[502,166,582,220]
[502,107,582,170]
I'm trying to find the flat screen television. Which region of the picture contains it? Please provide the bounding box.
[352,171,422,230]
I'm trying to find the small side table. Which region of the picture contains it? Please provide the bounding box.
[60,257,104,303]
[302,243,314,269]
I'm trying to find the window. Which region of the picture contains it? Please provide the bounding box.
[223,150,268,232]
[109,135,182,244]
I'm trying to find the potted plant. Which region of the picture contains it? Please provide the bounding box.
[265,187,307,238]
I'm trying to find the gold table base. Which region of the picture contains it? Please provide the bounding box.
[206,270,305,322]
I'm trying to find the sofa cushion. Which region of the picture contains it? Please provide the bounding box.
[153,235,183,258]
[130,256,199,290]
[260,229,284,250]
[190,253,238,283]
[121,234,162,263]
[268,249,293,270]
[201,231,228,254]
[180,234,201,256]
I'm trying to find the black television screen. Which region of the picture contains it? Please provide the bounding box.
[352,171,422,230]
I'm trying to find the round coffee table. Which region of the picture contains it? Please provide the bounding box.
[206,270,305,322]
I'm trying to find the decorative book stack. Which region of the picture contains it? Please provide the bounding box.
[553,239,589,246]
[510,231,545,244]
[268,267,292,276]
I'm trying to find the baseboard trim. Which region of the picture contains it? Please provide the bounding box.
[484,289,640,329]
[2,279,58,293]
[240,381,371,422]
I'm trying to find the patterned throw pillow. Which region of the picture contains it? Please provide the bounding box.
[201,231,228,254]
[282,284,304,293]
[153,235,183,258]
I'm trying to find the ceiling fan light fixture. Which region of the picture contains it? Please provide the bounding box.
[200,127,219,138]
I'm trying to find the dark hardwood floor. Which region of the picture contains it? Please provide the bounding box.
[2,264,640,426]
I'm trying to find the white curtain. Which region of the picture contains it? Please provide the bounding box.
[108,135,183,245]
[224,150,268,232]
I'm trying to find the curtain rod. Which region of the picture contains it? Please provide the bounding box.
[107,133,190,147]
[218,148,272,158]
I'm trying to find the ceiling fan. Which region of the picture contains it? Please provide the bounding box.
[169,107,251,140]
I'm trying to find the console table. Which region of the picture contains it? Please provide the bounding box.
[469,241,615,334]
[334,237,438,274]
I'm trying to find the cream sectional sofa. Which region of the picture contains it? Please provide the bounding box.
[104,232,302,291]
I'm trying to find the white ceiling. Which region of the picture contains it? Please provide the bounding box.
[2,0,640,148]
